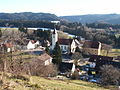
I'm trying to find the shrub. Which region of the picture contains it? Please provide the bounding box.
[71,70,79,80]
[100,65,120,86]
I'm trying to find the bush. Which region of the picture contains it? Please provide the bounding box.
[100,65,120,86]
[71,70,79,80]
[10,75,29,81]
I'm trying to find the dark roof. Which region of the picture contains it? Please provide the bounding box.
[88,55,119,70]
[53,29,57,34]
[89,55,113,62]
[83,41,100,49]
[59,62,73,73]
[58,39,73,45]
[101,43,112,50]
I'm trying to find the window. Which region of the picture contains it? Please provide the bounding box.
[64,46,66,50]
[61,46,63,50]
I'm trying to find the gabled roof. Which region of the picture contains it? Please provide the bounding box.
[101,43,112,50]
[30,40,37,44]
[53,29,57,34]
[37,53,52,62]
[83,41,100,49]
[89,55,113,62]
[59,62,73,73]
[58,39,73,45]
[3,43,13,48]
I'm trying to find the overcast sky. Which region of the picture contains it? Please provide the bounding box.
[0,0,120,16]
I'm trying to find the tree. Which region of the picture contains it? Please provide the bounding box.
[100,65,120,86]
[75,47,82,53]
[18,27,28,34]
[71,52,83,66]
[52,42,62,66]
[45,45,50,55]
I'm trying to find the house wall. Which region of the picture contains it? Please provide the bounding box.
[60,45,69,52]
[89,62,96,68]
[83,42,102,55]
[101,50,108,56]
[83,48,99,55]
[71,64,75,73]
[70,40,76,53]
[27,41,35,49]
[98,42,102,55]
[27,41,39,50]
[45,58,52,65]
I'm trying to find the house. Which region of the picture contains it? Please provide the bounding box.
[59,62,75,75]
[58,39,76,53]
[101,43,112,56]
[34,53,52,66]
[27,40,40,50]
[2,42,14,52]
[51,29,82,53]
[83,41,102,55]
[89,55,114,70]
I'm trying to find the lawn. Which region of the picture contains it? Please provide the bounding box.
[0,73,109,90]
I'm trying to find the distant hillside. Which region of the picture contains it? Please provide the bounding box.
[61,14,120,24]
[0,12,59,21]
[1,13,120,24]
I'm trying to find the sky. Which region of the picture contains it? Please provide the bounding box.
[0,0,120,16]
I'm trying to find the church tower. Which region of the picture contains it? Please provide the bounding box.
[51,29,58,50]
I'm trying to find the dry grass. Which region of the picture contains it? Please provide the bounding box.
[0,73,109,90]
[108,49,120,57]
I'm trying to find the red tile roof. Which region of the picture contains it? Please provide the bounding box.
[31,40,37,44]
[3,43,13,48]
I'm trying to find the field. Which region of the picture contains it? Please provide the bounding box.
[0,73,109,90]
[108,49,120,57]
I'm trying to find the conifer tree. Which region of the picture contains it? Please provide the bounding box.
[45,45,50,55]
[52,42,62,65]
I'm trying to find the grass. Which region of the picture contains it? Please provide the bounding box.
[108,49,120,57]
[0,28,18,31]
[0,73,109,90]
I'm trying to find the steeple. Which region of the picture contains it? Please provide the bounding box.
[53,29,56,34]
[51,28,58,50]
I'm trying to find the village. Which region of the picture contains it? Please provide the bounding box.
[0,23,120,87]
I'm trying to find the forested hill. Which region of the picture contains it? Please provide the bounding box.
[61,14,120,24]
[1,13,120,24]
[0,12,59,21]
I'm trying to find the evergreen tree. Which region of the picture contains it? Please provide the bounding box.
[18,27,28,34]
[52,42,62,65]
[45,45,50,55]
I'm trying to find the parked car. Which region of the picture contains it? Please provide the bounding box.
[88,78,100,83]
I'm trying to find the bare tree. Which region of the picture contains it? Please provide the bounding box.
[100,65,120,86]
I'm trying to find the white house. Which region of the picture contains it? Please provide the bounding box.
[27,40,40,50]
[58,39,76,53]
[51,29,83,53]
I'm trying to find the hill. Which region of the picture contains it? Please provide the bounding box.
[0,12,59,21]
[0,73,109,90]
[1,13,120,24]
[61,14,120,24]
